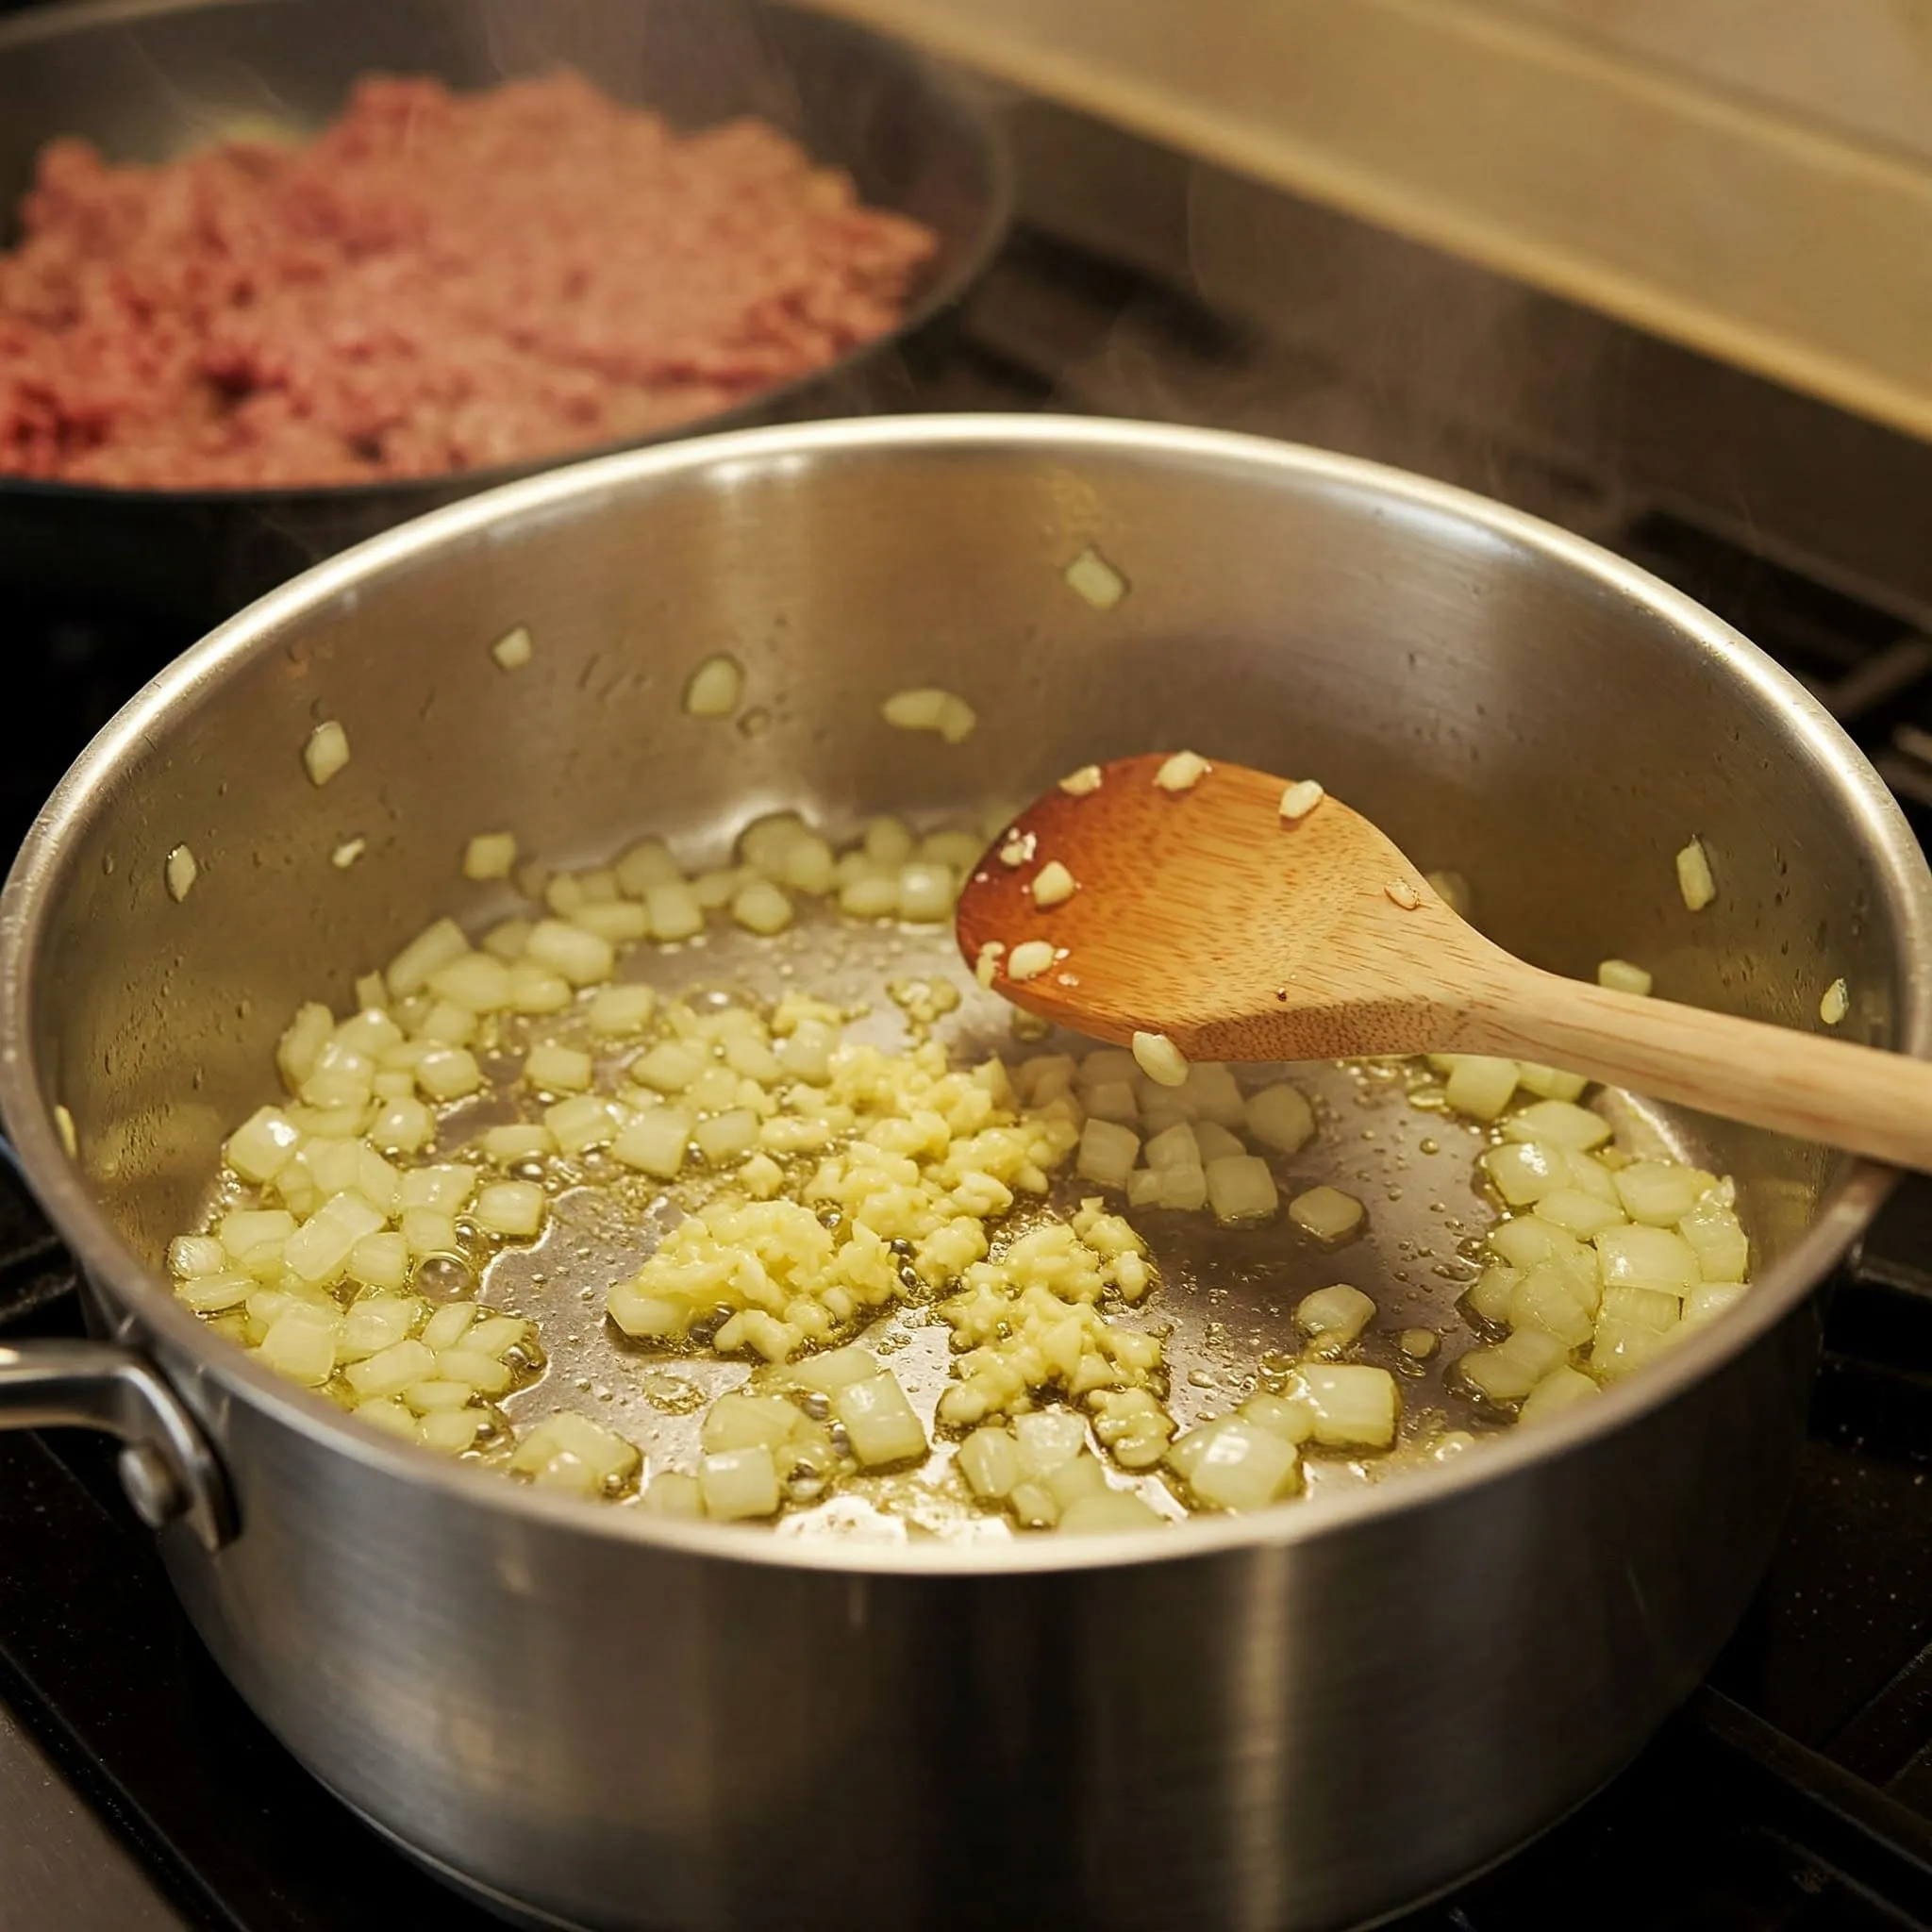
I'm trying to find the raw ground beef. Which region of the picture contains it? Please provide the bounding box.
[0,73,936,489]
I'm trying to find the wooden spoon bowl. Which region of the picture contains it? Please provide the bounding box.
[956,753,1932,1171]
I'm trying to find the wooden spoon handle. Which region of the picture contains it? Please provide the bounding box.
[1467,968,1932,1172]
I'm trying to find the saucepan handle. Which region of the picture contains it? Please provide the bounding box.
[0,1340,234,1552]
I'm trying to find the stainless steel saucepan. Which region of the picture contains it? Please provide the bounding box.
[0,416,1925,1932]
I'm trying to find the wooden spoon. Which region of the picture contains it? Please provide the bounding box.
[955,753,1932,1171]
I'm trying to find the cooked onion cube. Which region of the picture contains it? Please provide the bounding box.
[1459,1328,1570,1406]
[1504,1099,1611,1151]
[347,1231,409,1291]
[731,878,793,935]
[862,815,916,866]
[521,920,611,988]
[896,862,953,923]
[830,1372,925,1467]
[643,1472,704,1516]
[1601,1284,1682,1334]
[1506,1264,1597,1347]
[1595,1224,1700,1295]
[1287,1183,1360,1242]
[1483,1139,1564,1207]
[387,918,469,999]
[607,1279,694,1340]
[572,900,650,944]
[1155,1161,1208,1210]
[461,831,518,881]
[1487,1217,1591,1279]
[415,1045,482,1101]
[1597,958,1653,996]
[475,1181,545,1239]
[284,1192,386,1286]
[1131,1030,1188,1089]
[1679,1197,1748,1282]
[177,1272,254,1314]
[629,1041,708,1093]
[1154,750,1209,792]
[1058,764,1104,796]
[1076,1118,1140,1191]
[225,1106,304,1184]
[491,625,534,670]
[258,1307,338,1386]
[643,881,704,942]
[1239,1392,1315,1443]
[416,998,478,1047]
[778,834,838,896]
[1006,940,1056,982]
[585,984,657,1039]
[839,871,898,919]
[1245,1082,1314,1155]
[958,1425,1021,1499]
[1059,1490,1163,1533]
[345,1337,437,1400]
[515,1412,640,1493]
[1676,838,1716,910]
[1398,1328,1440,1360]
[402,1208,459,1257]
[974,941,1007,989]
[1030,860,1077,909]
[1206,1155,1277,1225]
[1299,1364,1399,1446]
[693,1109,759,1165]
[417,1409,485,1455]
[170,1234,228,1278]
[611,1108,691,1177]
[435,1346,513,1395]
[1466,1261,1523,1326]
[1043,1453,1109,1511]
[683,654,743,718]
[340,1296,423,1361]
[1294,1283,1375,1345]
[1532,1189,1625,1239]
[1141,1122,1201,1171]
[219,1207,296,1263]
[1442,1055,1519,1122]
[398,1163,476,1214]
[702,1391,803,1455]
[420,1304,477,1353]
[1014,1407,1088,1479]
[543,1094,625,1156]
[165,843,198,902]
[507,961,572,1013]
[480,1124,553,1166]
[882,687,974,741]
[276,1002,334,1090]
[699,1444,781,1519]
[1591,1319,1673,1380]
[1186,1417,1300,1510]
[1514,1062,1589,1102]
[1519,1364,1602,1424]
[1170,1062,1246,1128]
[1278,778,1324,822]
[1063,546,1127,609]
[302,721,350,786]
[1082,1079,1136,1124]
[427,953,512,1013]
[1820,977,1850,1025]
[789,1345,881,1394]
[1192,1120,1245,1164]
[524,1042,592,1094]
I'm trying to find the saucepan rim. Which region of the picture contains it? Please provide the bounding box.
[3,413,1924,1575]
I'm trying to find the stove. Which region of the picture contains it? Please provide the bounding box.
[4,85,1932,1932]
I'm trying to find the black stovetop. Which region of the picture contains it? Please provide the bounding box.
[5,86,1932,1932]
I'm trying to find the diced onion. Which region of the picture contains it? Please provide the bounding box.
[1287,1184,1362,1243]
[731,878,793,935]
[1030,859,1077,908]
[464,832,518,880]
[1154,751,1209,792]
[1676,838,1716,910]
[683,654,743,718]
[1820,977,1849,1025]
[491,625,534,670]
[1597,958,1653,996]
[1130,1031,1188,1089]
[1208,1155,1278,1226]
[1063,546,1126,610]
[303,721,350,787]
[1007,940,1056,982]
[165,844,198,902]
[1278,779,1324,822]
[1294,1283,1375,1345]
[1058,765,1104,797]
